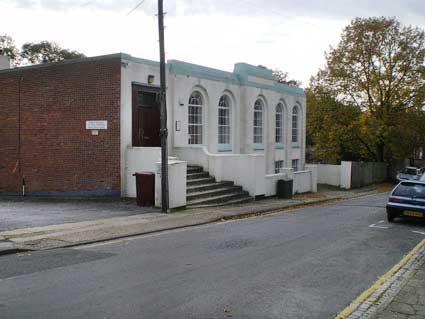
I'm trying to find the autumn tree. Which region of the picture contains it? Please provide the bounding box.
[309,17,425,164]
[21,41,85,64]
[306,83,367,163]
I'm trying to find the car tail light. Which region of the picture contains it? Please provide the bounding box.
[389,198,402,203]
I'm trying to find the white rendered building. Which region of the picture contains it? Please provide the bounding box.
[120,54,317,208]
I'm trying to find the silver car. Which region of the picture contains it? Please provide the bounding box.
[396,167,421,183]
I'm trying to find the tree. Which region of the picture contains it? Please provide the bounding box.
[21,41,85,64]
[272,69,302,87]
[0,35,19,66]
[306,84,367,163]
[310,17,425,164]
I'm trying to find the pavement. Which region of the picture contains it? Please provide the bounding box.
[338,238,425,319]
[0,196,160,231]
[1,191,423,319]
[375,251,425,319]
[0,184,383,253]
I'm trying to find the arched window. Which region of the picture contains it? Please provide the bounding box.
[275,103,284,145]
[218,95,231,148]
[188,91,203,145]
[292,105,299,143]
[253,99,264,145]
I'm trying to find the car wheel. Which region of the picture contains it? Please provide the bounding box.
[387,208,397,222]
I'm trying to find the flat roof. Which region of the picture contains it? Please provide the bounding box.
[0,52,304,96]
[0,53,123,75]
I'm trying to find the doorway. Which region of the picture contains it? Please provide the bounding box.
[132,84,161,147]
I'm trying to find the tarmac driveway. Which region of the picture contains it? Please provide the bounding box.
[0,197,161,231]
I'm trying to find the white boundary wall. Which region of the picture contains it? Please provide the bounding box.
[316,161,352,189]
[317,164,341,187]
[316,161,386,189]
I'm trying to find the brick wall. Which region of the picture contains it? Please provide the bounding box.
[0,56,121,195]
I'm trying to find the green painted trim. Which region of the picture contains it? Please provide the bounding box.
[243,81,304,96]
[253,143,264,150]
[218,144,232,152]
[166,59,305,97]
[234,63,274,80]
[276,143,284,149]
[168,60,240,85]
[0,51,304,97]
[292,143,300,149]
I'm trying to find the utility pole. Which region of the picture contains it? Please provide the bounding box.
[158,0,169,213]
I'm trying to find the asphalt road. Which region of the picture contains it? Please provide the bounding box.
[1,193,425,319]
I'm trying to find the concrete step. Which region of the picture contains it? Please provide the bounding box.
[187,181,234,194]
[187,172,210,180]
[187,186,243,201]
[187,177,216,186]
[187,166,203,174]
[187,196,253,208]
[186,191,251,206]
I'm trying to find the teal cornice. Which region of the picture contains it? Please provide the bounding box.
[167,60,240,85]
[123,54,305,97]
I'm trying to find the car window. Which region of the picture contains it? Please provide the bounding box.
[403,168,419,175]
[393,182,425,198]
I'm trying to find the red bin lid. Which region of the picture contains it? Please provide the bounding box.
[133,171,155,176]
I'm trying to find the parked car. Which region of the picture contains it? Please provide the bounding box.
[395,166,421,183]
[387,180,425,222]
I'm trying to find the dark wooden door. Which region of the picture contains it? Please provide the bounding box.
[132,84,161,147]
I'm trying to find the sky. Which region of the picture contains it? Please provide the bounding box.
[1,0,425,87]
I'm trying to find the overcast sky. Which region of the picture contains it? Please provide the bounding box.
[1,0,425,86]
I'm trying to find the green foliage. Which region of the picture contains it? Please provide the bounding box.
[0,35,85,66]
[306,86,366,163]
[0,35,19,66]
[272,69,302,87]
[308,17,425,164]
[21,41,85,64]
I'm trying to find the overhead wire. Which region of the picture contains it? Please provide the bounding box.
[126,0,147,16]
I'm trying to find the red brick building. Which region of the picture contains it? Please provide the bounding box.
[0,54,122,196]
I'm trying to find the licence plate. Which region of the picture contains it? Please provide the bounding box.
[404,211,424,218]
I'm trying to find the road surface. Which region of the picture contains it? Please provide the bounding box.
[1,193,424,319]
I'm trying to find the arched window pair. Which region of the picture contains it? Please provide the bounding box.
[253,100,299,148]
[187,91,232,149]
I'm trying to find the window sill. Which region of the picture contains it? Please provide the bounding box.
[218,144,232,152]
[187,144,204,147]
[275,143,284,149]
[292,143,300,149]
[253,143,264,150]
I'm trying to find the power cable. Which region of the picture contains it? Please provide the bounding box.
[126,0,147,16]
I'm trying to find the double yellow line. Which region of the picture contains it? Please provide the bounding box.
[336,239,425,318]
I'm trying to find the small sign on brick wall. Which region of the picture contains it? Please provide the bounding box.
[86,120,108,130]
